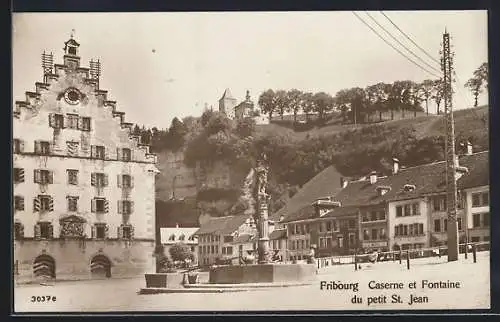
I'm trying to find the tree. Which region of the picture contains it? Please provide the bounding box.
[419,79,434,115]
[334,89,351,123]
[313,92,334,123]
[465,62,488,107]
[167,117,188,151]
[432,79,445,114]
[258,89,277,121]
[344,88,366,124]
[169,242,194,263]
[235,117,256,138]
[301,92,315,122]
[274,90,290,120]
[287,89,303,124]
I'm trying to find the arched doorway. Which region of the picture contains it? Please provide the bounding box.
[90,254,112,278]
[33,254,56,280]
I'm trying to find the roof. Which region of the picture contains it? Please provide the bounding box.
[333,151,489,206]
[194,215,250,235]
[160,227,199,244]
[271,165,343,221]
[220,88,235,101]
[269,229,287,240]
[232,233,255,244]
[281,151,488,224]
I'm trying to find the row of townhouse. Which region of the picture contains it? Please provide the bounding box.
[281,148,489,258]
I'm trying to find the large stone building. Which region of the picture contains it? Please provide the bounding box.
[13,37,159,282]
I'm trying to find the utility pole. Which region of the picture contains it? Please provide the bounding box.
[441,29,459,262]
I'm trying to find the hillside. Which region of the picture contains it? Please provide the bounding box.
[154,105,489,226]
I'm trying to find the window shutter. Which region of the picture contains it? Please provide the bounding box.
[130,149,134,162]
[34,224,41,239]
[91,173,96,186]
[77,117,84,130]
[49,197,54,212]
[20,197,25,211]
[33,196,40,212]
[117,174,122,188]
[104,147,109,160]
[19,168,25,182]
[91,145,97,158]
[117,200,123,214]
[116,148,122,161]
[104,225,109,239]
[48,224,53,239]
[130,226,134,240]
[91,225,96,238]
[48,171,54,184]
[104,174,109,187]
[91,199,96,213]
[49,113,55,128]
[117,226,123,239]
[130,176,134,188]
[104,199,109,213]
[130,201,134,214]
[19,140,25,153]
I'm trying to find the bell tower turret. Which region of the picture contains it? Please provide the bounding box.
[63,30,81,69]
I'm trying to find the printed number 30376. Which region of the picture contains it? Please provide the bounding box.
[31,296,56,302]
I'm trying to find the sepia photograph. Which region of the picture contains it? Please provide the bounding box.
[12,10,489,313]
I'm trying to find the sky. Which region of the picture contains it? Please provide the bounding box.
[12,11,488,129]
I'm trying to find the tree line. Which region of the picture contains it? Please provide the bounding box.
[258,62,488,125]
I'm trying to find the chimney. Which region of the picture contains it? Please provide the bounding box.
[369,171,377,184]
[340,177,349,188]
[392,158,400,175]
[175,223,179,228]
[467,141,473,155]
[279,215,285,222]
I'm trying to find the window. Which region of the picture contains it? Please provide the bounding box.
[458,217,463,231]
[370,211,377,221]
[380,228,387,239]
[91,173,108,187]
[412,203,419,216]
[395,225,400,236]
[66,114,79,129]
[118,200,133,215]
[95,224,106,239]
[371,229,378,240]
[471,237,480,243]
[224,235,233,243]
[179,234,185,241]
[13,139,23,153]
[119,174,133,188]
[92,198,108,213]
[319,222,325,233]
[122,148,132,161]
[34,169,53,184]
[363,229,370,240]
[348,219,355,229]
[49,113,64,129]
[472,192,489,207]
[473,214,481,228]
[483,213,490,227]
[362,214,369,222]
[443,219,448,232]
[326,221,332,231]
[396,206,403,217]
[39,196,52,212]
[433,195,446,212]
[14,196,24,211]
[39,222,53,239]
[379,211,386,221]
[35,141,51,155]
[403,225,408,236]
[80,117,91,131]
[14,223,24,240]
[418,224,423,235]
[14,168,25,183]
[67,196,78,212]
[348,233,356,248]
[91,145,105,159]
[122,226,132,239]
[67,169,78,185]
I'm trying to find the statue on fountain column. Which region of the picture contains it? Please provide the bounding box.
[254,153,271,264]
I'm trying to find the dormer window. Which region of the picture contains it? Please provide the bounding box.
[169,234,175,241]
[403,184,416,192]
[376,186,391,196]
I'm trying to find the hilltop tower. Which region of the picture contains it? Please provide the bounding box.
[218,88,237,119]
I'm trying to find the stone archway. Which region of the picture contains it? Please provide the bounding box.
[90,254,112,278]
[33,254,56,280]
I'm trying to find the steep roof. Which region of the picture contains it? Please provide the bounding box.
[281,151,488,224]
[333,151,489,206]
[194,215,249,235]
[270,165,343,221]
[219,88,235,101]
[232,233,255,244]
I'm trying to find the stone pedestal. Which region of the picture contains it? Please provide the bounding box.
[209,264,316,284]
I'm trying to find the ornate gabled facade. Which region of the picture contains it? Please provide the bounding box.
[13,37,159,282]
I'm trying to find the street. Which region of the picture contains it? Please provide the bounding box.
[14,252,490,312]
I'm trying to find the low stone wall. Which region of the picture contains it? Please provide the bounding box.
[209,264,317,284]
[145,272,210,289]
